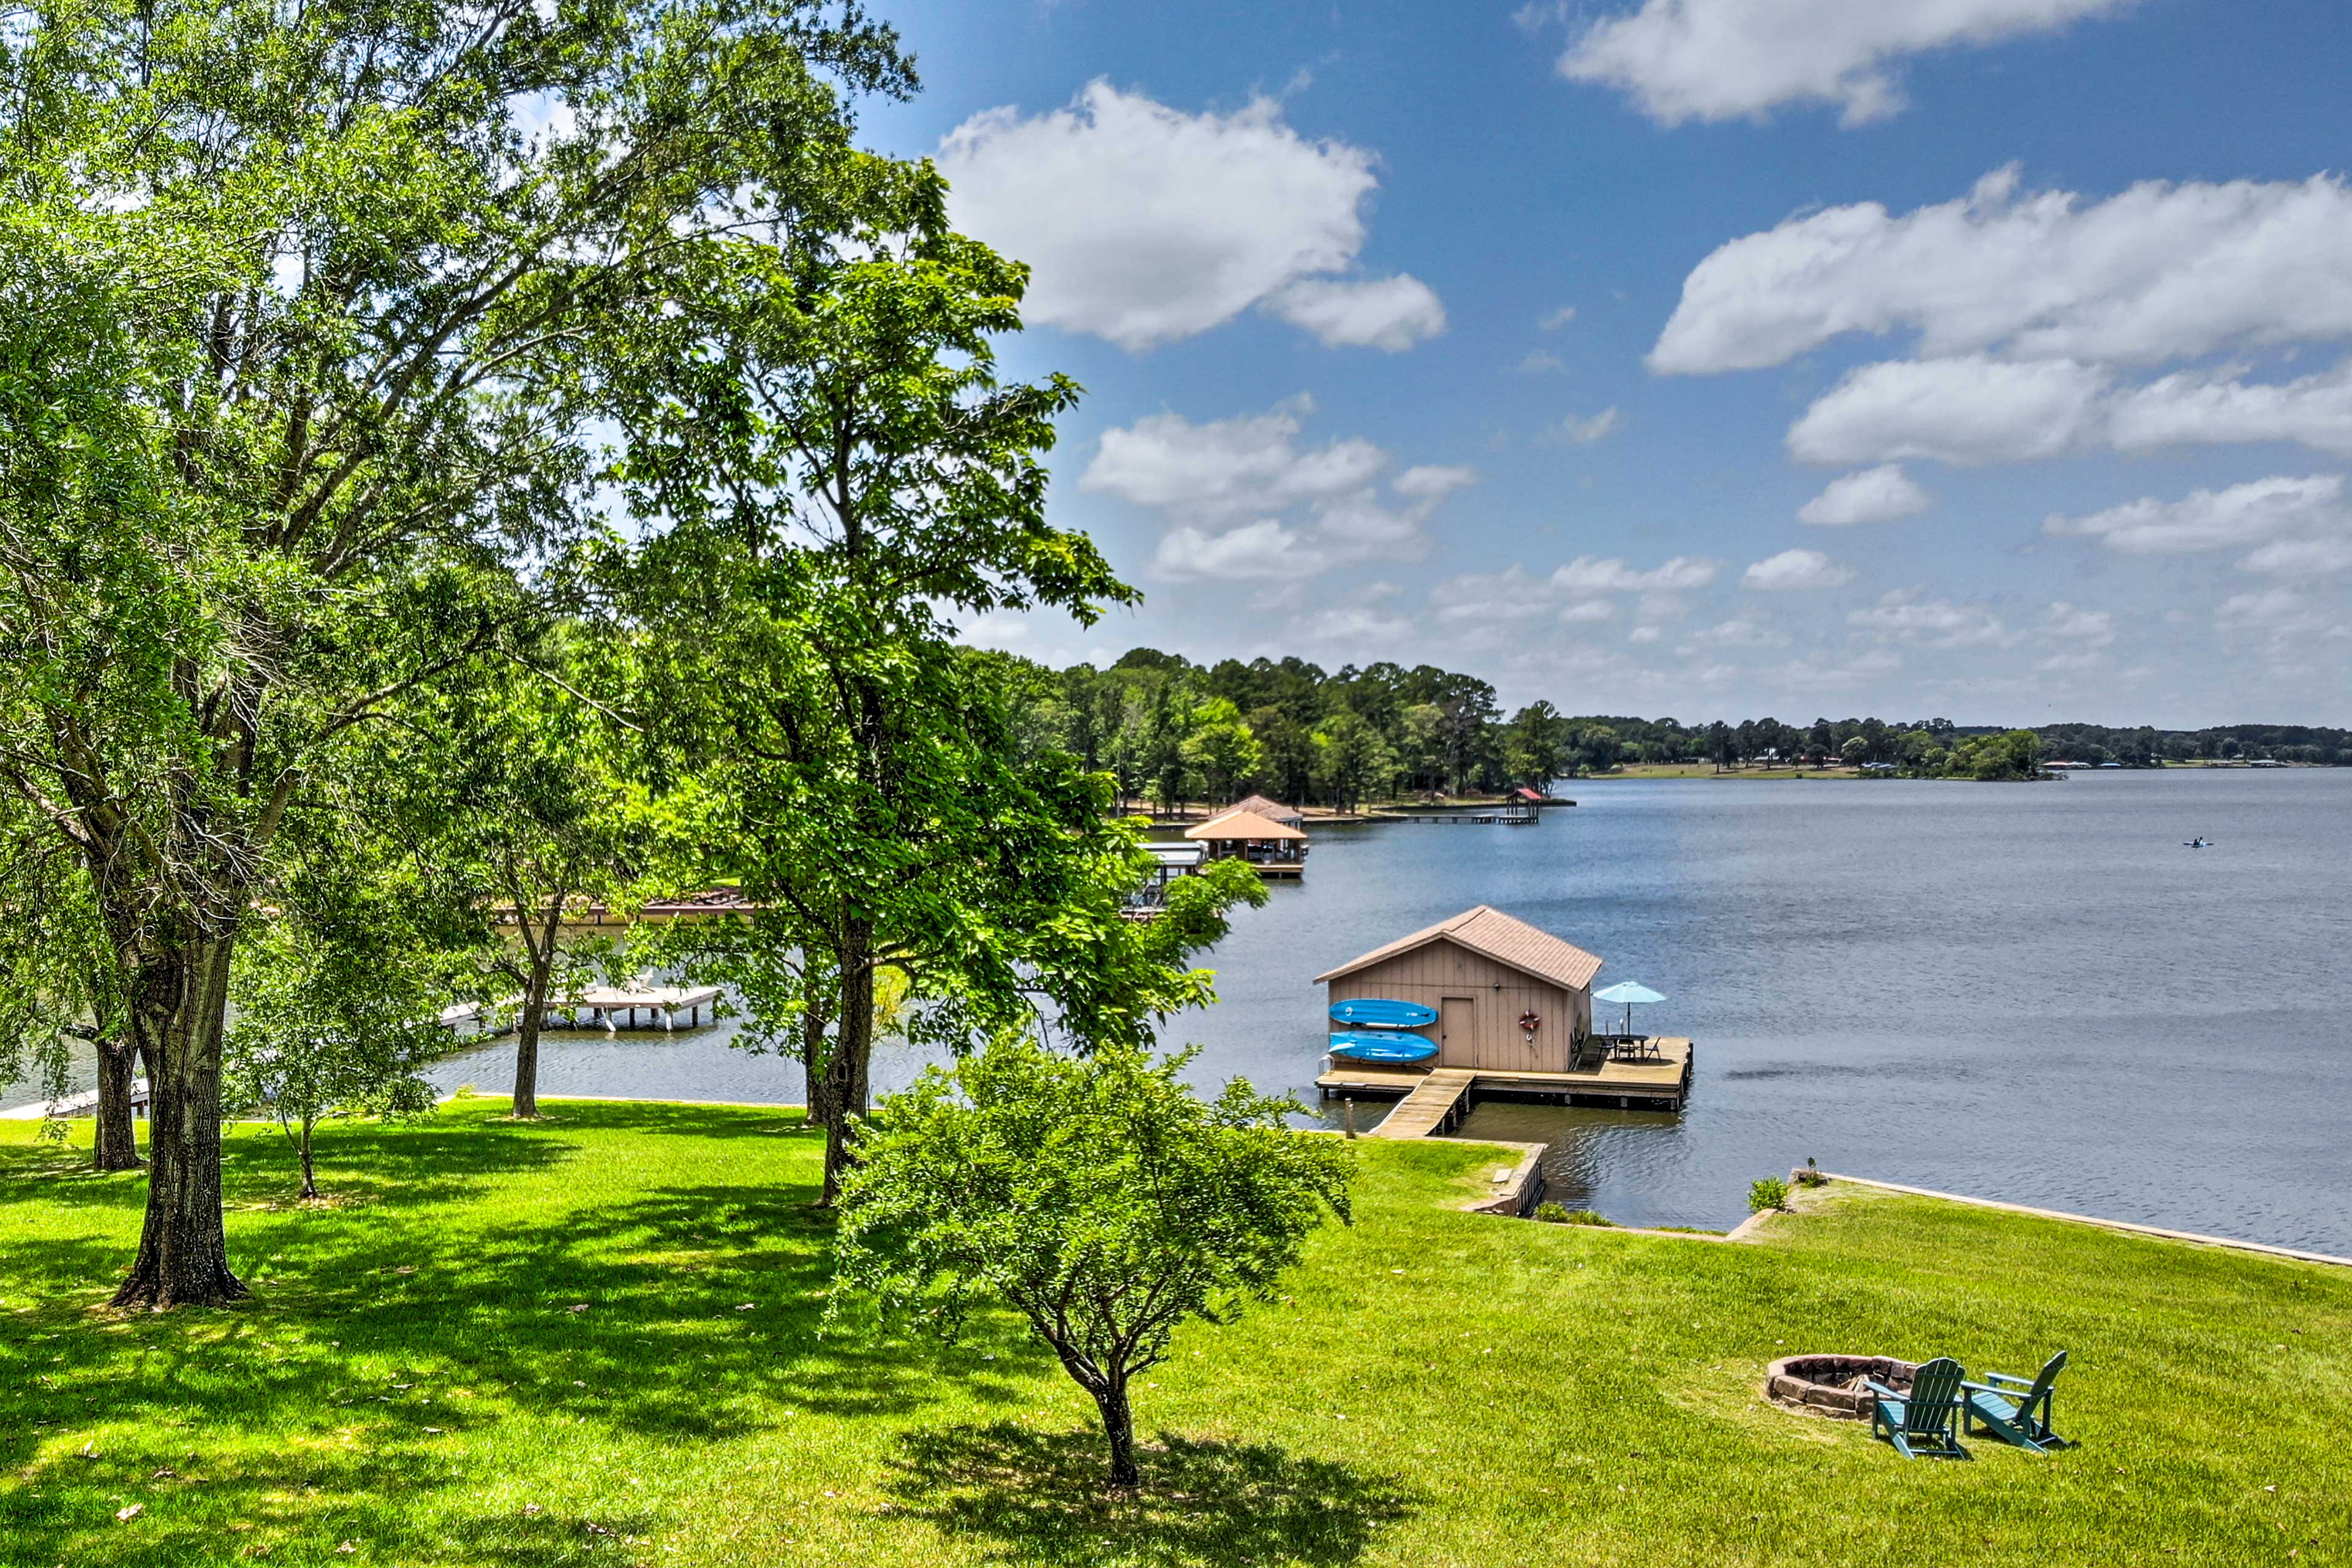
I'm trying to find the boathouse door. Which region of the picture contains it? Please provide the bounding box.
[1439,996,1477,1069]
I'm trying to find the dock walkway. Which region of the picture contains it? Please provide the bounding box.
[1368,1069,1477,1139]
[1321,1039,1695,1131]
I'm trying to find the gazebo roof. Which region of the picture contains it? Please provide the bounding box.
[1313,905,1603,991]
[1183,809,1308,843]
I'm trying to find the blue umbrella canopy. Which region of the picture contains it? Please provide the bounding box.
[1593,980,1665,1039]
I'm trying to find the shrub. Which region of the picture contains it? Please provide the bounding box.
[1793,1166,1827,1188]
[1534,1203,1617,1226]
[451,1084,479,1099]
[1748,1176,1790,1213]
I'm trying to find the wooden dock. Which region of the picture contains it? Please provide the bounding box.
[1366,1069,1477,1138]
[1319,1039,1695,1129]
[573,985,722,1031]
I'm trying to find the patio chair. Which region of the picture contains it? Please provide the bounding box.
[1962,1351,2069,1452]
[1868,1357,1970,1460]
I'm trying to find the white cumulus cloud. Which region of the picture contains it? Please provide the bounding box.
[1090,398,1475,582]
[2239,535,2352,577]
[1552,555,1720,592]
[2041,473,2343,554]
[2041,602,2116,645]
[1742,549,1855,592]
[1798,464,1932,525]
[1084,398,1384,522]
[1849,592,2007,646]
[1559,0,2135,128]
[1788,357,2106,466]
[1652,169,2352,375]
[2109,360,2352,456]
[1268,275,1447,350]
[936,81,1441,352]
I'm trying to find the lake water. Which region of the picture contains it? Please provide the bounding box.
[11,771,2349,1255]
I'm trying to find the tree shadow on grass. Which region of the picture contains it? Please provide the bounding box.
[884,1422,1417,1567]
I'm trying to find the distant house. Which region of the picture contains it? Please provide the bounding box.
[1313,905,1599,1073]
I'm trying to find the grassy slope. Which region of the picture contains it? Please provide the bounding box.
[1,1103,2345,1567]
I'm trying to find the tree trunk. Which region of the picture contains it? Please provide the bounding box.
[1092,1376,1140,1491]
[112,929,246,1310]
[512,940,556,1120]
[91,1034,142,1172]
[801,987,837,1138]
[297,1118,318,1200]
[819,920,874,1206]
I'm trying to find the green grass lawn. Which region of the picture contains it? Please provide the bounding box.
[3,1102,2346,1567]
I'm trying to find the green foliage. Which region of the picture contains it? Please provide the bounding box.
[1950,729,2049,781]
[1534,1203,1617,1227]
[1749,1175,1791,1213]
[832,1038,1354,1486]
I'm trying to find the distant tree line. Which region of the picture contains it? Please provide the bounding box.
[965,649,2350,810]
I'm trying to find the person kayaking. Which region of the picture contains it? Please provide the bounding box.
[2184,836,2212,848]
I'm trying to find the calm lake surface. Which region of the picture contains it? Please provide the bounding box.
[13,771,2348,1254]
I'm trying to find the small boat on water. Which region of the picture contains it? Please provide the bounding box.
[1327,1030,1438,1065]
[2184,837,2213,848]
[1329,997,1440,1030]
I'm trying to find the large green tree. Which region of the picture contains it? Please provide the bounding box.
[0,0,911,1306]
[613,191,1274,1197]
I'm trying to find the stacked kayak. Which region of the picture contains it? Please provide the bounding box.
[1326,1031,1437,1065]
[1328,998,1438,1030]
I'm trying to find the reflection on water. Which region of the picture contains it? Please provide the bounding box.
[10,771,2350,1254]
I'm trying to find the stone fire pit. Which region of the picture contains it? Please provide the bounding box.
[1765,1354,1917,1420]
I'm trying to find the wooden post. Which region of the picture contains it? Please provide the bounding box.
[1343,1099,1357,1139]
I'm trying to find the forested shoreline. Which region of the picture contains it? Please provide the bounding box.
[970,647,2351,810]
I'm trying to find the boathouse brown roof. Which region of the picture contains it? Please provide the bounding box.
[1313,905,1604,991]
[1184,809,1308,842]
[1223,793,1304,823]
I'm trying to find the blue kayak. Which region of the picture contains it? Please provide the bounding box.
[1329,998,1439,1030]
[1328,1030,1438,1064]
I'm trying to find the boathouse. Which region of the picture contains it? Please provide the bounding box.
[1185,807,1309,876]
[1314,905,1597,1072]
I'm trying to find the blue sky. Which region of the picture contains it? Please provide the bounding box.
[854,1,2352,726]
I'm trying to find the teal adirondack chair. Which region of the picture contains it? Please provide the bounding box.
[1963,1351,2070,1452]
[1868,1357,1970,1460]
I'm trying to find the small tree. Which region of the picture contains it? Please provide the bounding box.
[832,1039,1354,1490]
[224,886,449,1201]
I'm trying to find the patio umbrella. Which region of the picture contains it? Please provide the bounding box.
[1593,980,1665,1039]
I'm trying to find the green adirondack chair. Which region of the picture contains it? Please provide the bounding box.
[1963,1351,2070,1452]
[1868,1357,1970,1460]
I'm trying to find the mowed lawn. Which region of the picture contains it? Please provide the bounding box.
[2,1102,2346,1567]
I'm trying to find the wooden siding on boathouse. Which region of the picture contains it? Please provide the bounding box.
[1315,907,1597,1074]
